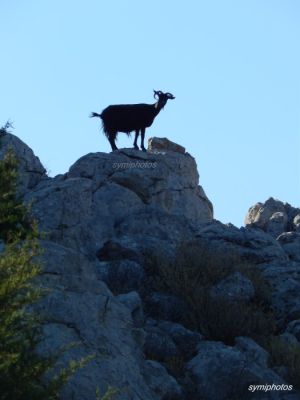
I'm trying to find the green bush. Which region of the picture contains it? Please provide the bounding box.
[0,148,32,243]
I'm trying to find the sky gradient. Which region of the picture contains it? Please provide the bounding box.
[1,0,299,226]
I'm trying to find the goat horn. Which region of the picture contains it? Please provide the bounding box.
[153,90,159,99]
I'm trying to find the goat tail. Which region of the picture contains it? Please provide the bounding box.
[90,112,102,119]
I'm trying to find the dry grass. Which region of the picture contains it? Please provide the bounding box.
[267,336,300,390]
[144,240,276,344]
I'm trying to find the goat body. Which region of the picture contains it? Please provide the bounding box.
[101,103,158,134]
[90,90,175,152]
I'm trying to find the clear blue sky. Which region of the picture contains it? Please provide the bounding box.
[1,0,299,227]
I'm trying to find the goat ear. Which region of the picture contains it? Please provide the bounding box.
[153,90,159,99]
[166,92,175,99]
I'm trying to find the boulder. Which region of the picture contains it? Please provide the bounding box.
[260,262,300,324]
[144,292,189,324]
[280,332,299,346]
[148,137,186,154]
[116,291,144,328]
[277,232,300,262]
[142,360,183,400]
[25,143,213,257]
[195,221,288,264]
[186,341,286,400]
[286,320,300,342]
[245,197,300,238]
[145,318,203,360]
[235,336,269,367]
[293,215,300,232]
[34,241,181,400]
[144,324,179,362]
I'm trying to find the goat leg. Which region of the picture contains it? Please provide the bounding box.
[108,134,118,151]
[133,130,140,150]
[140,128,146,152]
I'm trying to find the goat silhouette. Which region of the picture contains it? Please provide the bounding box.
[90,90,175,151]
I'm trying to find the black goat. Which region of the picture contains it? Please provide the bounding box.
[90,90,175,151]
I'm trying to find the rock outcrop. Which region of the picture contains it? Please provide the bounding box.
[186,340,285,400]
[1,133,300,399]
[24,145,213,258]
[245,197,300,238]
[245,198,300,324]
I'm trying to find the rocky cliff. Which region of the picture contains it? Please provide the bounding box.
[1,132,300,400]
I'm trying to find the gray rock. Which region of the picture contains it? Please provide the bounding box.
[245,198,285,226]
[186,341,285,400]
[152,319,203,358]
[260,262,300,324]
[293,215,300,232]
[148,136,186,154]
[68,145,212,221]
[145,292,189,324]
[245,197,300,238]
[277,232,300,262]
[268,212,288,238]
[194,219,300,325]
[25,143,213,257]
[210,271,255,302]
[195,221,288,264]
[235,336,269,367]
[117,291,144,327]
[36,290,158,400]
[272,366,291,384]
[279,332,299,346]
[142,360,183,400]
[38,240,107,294]
[0,132,46,195]
[144,323,178,362]
[34,241,174,400]
[143,319,203,364]
[286,320,300,342]
[115,208,199,250]
[25,176,140,254]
